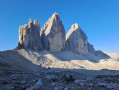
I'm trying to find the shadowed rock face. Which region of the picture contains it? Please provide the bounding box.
[66,23,88,55]
[40,13,65,52]
[17,19,43,51]
[96,50,110,58]
[87,43,96,55]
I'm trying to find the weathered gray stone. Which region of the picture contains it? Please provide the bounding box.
[96,50,110,58]
[17,19,43,51]
[34,19,40,29]
[40,12,65,52]
[75,80,86,86]
[36,79,43,86]
[16,12,109,58]
[45,75,58,81]
[87,42,96,55]
[87,43,110,58]
[65,23,88,54]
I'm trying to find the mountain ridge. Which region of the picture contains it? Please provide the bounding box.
[0,12,115,72]
[17,12,110,58]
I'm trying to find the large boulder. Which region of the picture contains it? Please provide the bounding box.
[65,23,88,54]
[17,19,43,51]
[40,12,65,52]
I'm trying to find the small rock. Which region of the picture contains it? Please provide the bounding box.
[45,75,57,81]
[89,83,93,87]
[51,82,56,86]
[64,74,75,82]
[36,79,43,86]
[75,80,86,86]
[20,80,26,84]
[54,86,64,90]
[35,73,40,76]
[9,86,14,90]
[64,87,69,90]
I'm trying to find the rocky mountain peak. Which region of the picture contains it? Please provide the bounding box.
[65,23,88,54]
[52,12,59,17]
[16,13,109,57]
[17,19,43,50]
[34,19,40,29]
[66,23,87,41]
[49,12,60,23]
[28,19,33,24]
[71,23,80,30]
[40,13,65,52]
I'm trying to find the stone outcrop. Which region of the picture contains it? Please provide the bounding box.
[40,12,65,52]
[17,19,43,51]
[96,50,110,58]
[87,43,110,58]
[16,12,110,58]
[65,23,88,54]
[87,42,96,55]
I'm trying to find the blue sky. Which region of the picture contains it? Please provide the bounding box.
[0,0,119,53]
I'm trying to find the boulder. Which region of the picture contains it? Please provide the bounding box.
[40,12,65,52]
[65,23,88,54]
[17,19,43,51]
[45,75,58,82]
[36,79,43,86]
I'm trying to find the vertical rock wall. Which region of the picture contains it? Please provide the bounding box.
[66,23,88,54]
[16,12,110,57]
[40,13,65,52]
[17,19,43,51]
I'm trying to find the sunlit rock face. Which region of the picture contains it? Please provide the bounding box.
[66,23,88,54]
[40,12,65,52]
[17,19,43,51]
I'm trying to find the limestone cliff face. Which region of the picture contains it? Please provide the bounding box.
[87,42,96,55]
[87,43,110,58]
[95,50,110,58]
[16,12,110,58]
[40,13,65,52]
[17,19,43,51]
[66,23,88,54]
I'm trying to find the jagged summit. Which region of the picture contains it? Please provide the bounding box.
[52,12,59,17]
[66,23,87,41]
[34,19,40,29]
[71,23,80,30]
[66,23,88,54]
[40,13,65,52]
[41,12,61,36]
[28,19,33,24]
[45,12,60,23]
[28,19,40,28]
[16,12,110,57]
[17,19,43,50]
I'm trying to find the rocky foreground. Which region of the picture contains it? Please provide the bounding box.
[1,67,119,90]
[0,49,119,89]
